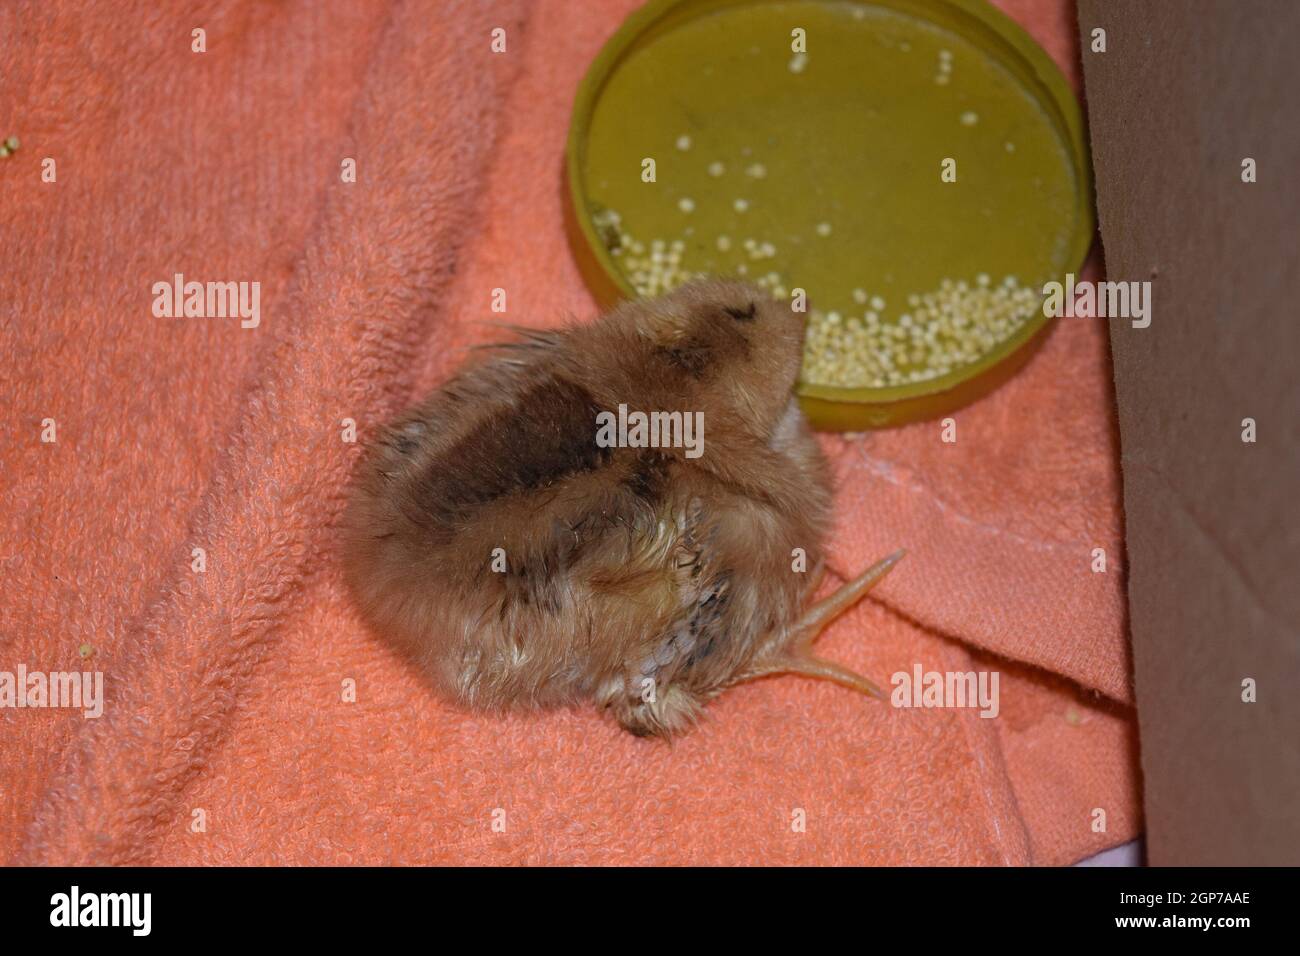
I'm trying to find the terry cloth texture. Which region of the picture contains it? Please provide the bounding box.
[0,0,1138,865]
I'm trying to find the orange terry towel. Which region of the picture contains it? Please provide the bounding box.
[0,0,1138,865]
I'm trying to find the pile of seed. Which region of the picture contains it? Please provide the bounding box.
[595,205,703,297]
[592,204,1041,388]
[800,275,1042,388]
[589,131,1044,390]
[596,207,793,299]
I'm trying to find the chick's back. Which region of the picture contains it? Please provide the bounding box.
[341,280,832,735]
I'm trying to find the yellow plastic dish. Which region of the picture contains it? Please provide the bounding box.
[565,0,1093,430]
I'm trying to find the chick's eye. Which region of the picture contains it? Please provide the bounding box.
[723,302,757,322]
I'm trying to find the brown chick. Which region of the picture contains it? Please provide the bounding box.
[341,278,902,738]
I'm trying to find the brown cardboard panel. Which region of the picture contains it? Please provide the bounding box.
[1077,0,1300,865]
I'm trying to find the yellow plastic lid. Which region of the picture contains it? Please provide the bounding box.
[566,0,1094,429]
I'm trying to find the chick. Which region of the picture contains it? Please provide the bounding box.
[342,278,902,738]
